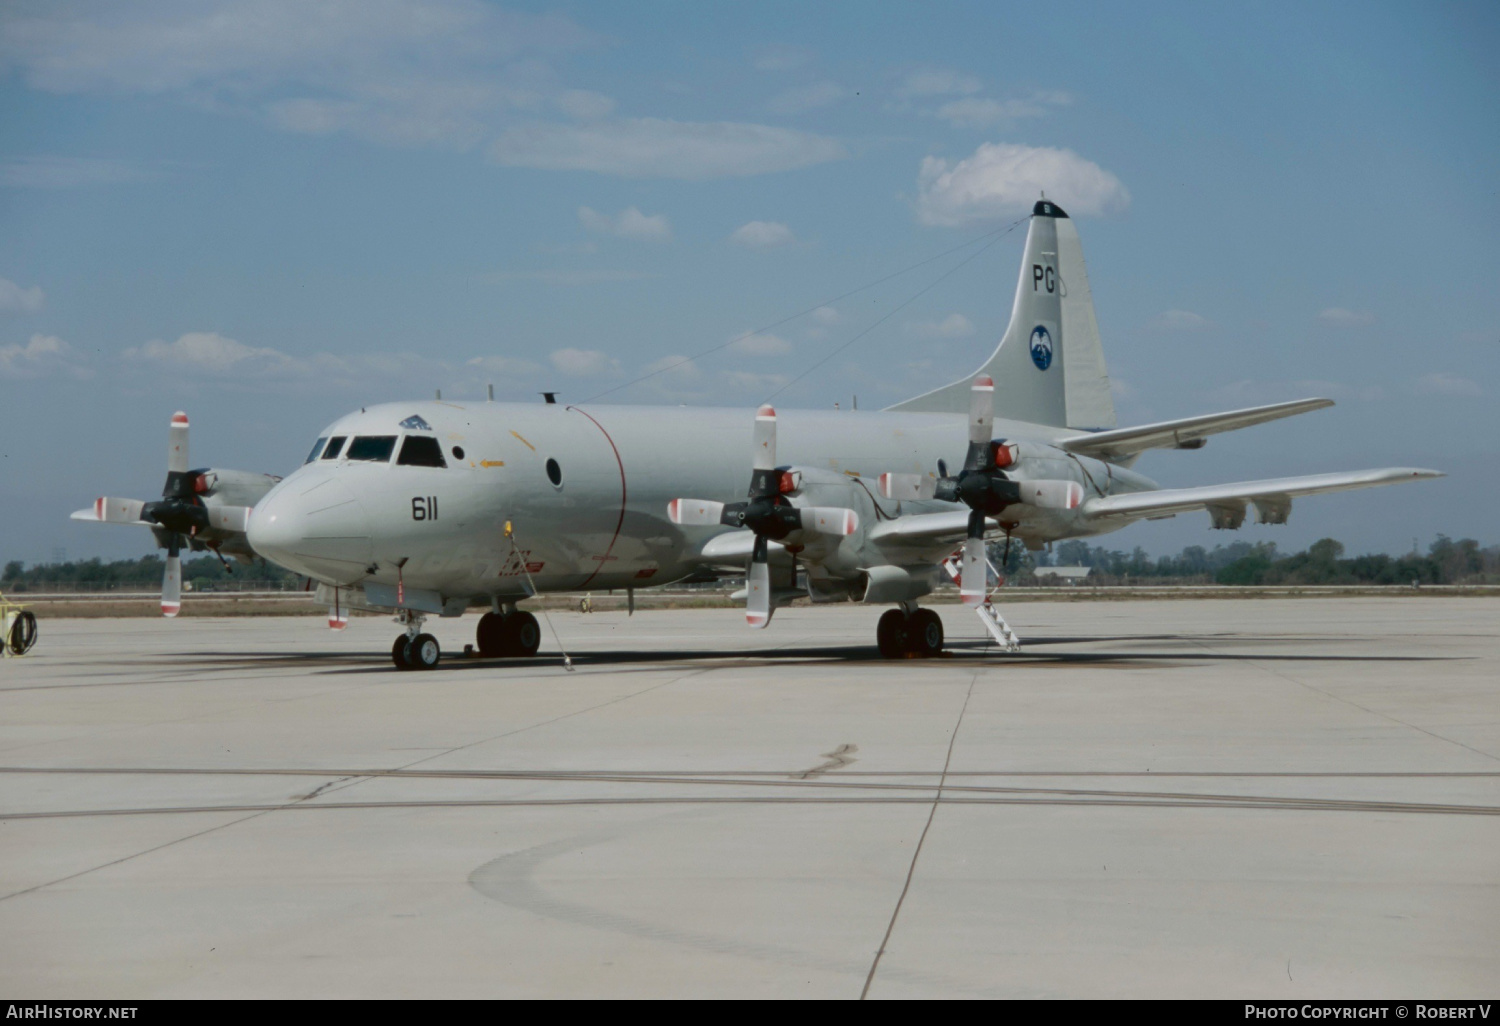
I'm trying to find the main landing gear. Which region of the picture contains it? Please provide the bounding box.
[475,607,541,659]
[876,603,945,659]
[392,610,441,671]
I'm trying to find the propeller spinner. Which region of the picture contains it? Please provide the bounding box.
[879,375,1083,606]
[667,405,858,629]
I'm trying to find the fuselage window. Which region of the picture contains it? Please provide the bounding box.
[452,446,466,461]
[345,435,397,462]
[321,436,347,460]
[546,458,563,486]
[305,437,328,463]
[397,435,447,468]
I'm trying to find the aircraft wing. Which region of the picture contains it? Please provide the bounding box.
[1059,398,1334,462]
[867,511,998,545]
[1082,467,1443,523]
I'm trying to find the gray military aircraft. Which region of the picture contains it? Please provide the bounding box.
[76,199,1441,667]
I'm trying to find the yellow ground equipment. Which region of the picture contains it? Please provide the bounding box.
[1,592,37,657]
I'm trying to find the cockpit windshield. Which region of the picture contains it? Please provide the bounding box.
[305,437,328,463]
[321,436,347,460]
[345,436,397,462]
[396,435,447,468]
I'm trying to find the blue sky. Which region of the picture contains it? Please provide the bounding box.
[1,0,1496,565]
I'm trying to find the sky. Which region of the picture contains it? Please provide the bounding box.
[1,0,1496,566]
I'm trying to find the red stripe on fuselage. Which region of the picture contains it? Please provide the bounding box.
[568,406,628,589]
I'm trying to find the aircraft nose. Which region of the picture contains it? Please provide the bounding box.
[248,471,373,581]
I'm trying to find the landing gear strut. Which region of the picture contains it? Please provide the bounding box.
[391,610,441,670]
[876,603,945,659]
[475,607,541,658]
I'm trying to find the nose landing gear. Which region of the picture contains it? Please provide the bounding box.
[391,610,441,670]
[475,607,541,658]
[876,603,945,659]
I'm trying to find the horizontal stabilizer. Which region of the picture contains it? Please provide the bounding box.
[1082,467,1443,522]
[1060,398,1334,462]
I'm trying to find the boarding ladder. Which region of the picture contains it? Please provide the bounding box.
[942,551,1021,653]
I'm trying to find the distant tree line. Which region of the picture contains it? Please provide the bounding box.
[1,555,304,593]
[4,536,1496,594]
[1017,535,1498,586]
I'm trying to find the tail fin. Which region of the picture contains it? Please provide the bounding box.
[888,199,1116,430]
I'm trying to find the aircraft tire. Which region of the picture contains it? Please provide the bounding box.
[410,633,441,670]
[392,635,414,670]
[476,612,505,657]
[501,611,541,657]
[908,608,944,658]
[876,609,909,659]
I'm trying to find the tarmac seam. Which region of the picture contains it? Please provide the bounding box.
[861,670,979,1000]
[1192,637,1500,767]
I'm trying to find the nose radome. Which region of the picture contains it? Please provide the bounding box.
[248,471,372,580]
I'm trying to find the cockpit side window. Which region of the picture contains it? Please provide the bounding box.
[321,436,347,460]
[305,437,329,463]
[345,436,397,462]
[397,435,447,468]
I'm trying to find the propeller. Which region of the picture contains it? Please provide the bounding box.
[74,412,264,618]
[878,375,1084,606]
[667,404,858,629]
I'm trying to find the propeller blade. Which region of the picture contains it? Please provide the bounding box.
[968,376,994,446]
[168,411,190,475]
[72,497,149,524]
[960,535,989,608]
[797,506,859,536]
[1019,479,1084,510]
[878,473,935,501]
[666,498,726,526]
[753,404,777,472]
[208,504,254,533]
[745,536,772,629]
[960,509,988,607]
[161,539,182,618]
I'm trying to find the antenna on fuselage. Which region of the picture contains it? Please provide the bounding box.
[435,389,441,400]
[541,392,558,404]
[487,383,494,402]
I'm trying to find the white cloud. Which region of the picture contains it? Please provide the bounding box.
[729,331,793,356]
[554,89,615,120]
[934,91,1070,128]
[577,205,671,241]
[767,81,846,114]
[895,69,981,99]
[550,347,619,377]
[1208,379,1386,405]
[466,355,541,377]
[1317,307,1376,328]
[916,142,1130,225]
[1416,372,1482,397]
[811,306,841,326]
[907,313,976,339]
[730,220,796,249]
[0,155,162,188]
[490,118,846,179]
[0,333,87,378]
[123,331,295,376]
[0,278,44,312]
[752,46,813,73]
[0,0,595,148]
[642,354,701,381]
[721,369,790,393]
[1149,309,1211,331]
[480,268,656,285]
